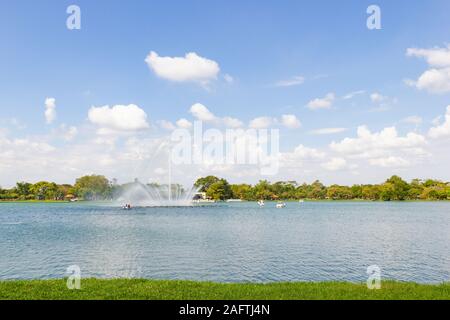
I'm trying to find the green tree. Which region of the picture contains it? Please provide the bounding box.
[206,179,232,200]
[15,182,32,200]
[194,176,220,192]
[74,175,111,200]
[30,181,58,200]
[385,175,410,200]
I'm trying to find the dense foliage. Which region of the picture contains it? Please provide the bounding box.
[195,175,450,201]
[0,174,449,201]
[0,175,113,201]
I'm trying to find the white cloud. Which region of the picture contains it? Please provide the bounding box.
[280,114,301,129]
[406,68,450,94]
[429,105,450,138]
[307,93,335,110]
[309,127,347,135]
[189,103,216,121]
[330,126,426,161]
[370,92,386,103]
[406,45,450,94]
[158,120,176,131]
[401,115,422,125]
[342,90,365,100]
[223,74,234,84]
[222,117,243,128]
[45,98,56,124]
[88,104,150,132]
[321,157,347,171]
[145,51,220,85]
[275,76,305,87]
[58,125,78,141]
[249,116,273,129]
[176,118,192,129]
[280,144,325,168]
[407,46,450,67]
[292,145,325,159]
[369,156,410,168]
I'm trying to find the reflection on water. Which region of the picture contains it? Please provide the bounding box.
[0,201,449,283]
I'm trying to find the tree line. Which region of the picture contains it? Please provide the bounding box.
[194,175,450,201]
[1,174,449,201]
[0,175,113,201]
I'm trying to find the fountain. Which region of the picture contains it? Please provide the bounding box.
[116,181,199,207]
[116,156,199,207]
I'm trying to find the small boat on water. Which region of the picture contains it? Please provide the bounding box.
[257,200,265,207]
[276,202,286,208]
[122,204,132,210]
[192,199,216,204]
[299,199,305,203]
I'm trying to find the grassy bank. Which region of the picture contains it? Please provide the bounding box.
[1,279,449,300]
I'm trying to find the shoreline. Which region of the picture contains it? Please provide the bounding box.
[0,199,450,204]
[0,279,449,300]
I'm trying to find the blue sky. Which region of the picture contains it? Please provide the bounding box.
[1,0,450,186]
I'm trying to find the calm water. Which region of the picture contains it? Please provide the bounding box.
[0,201,449,283]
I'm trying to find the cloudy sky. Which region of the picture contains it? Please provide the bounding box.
[1,0,450,187]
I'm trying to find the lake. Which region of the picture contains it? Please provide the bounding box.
[0,201,449,283]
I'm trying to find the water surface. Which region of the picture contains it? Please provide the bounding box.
[1,201,449,283]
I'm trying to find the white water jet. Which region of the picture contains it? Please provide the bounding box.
[116,181,199,207]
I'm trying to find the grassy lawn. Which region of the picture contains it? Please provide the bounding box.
[0,279,449,300]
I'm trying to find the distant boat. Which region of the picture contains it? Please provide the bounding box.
[299,199,305,203]
[257,200,265,207]
[226,199,243,202]
[193,199,216,203]
[276,202,286,208]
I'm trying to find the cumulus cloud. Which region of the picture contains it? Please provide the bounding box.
[307,93,335,110]
[369,156,410,168]
[45,98,56,124]
[309,127,347,135]
[275,75,305,87]
[145,51,220,85]
[189,103,217,121]
[321,157,347,171]
[249,116,273,129]
[428,105,450,138]
[280,144,326,167]
[330,126,428,168]
[330,125,426,156]
[406,68,450,94]
[406,45,450,94]
[158,120,176,131]
[88,104,150,133]
[176,118,193,129]
[222,117,243,128]
[280,114,301,129]
[407,46,450,67]
[291,144,325,159]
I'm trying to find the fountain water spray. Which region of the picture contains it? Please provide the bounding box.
[116,150,199,207]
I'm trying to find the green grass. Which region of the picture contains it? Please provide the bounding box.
[0,279,449,300]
